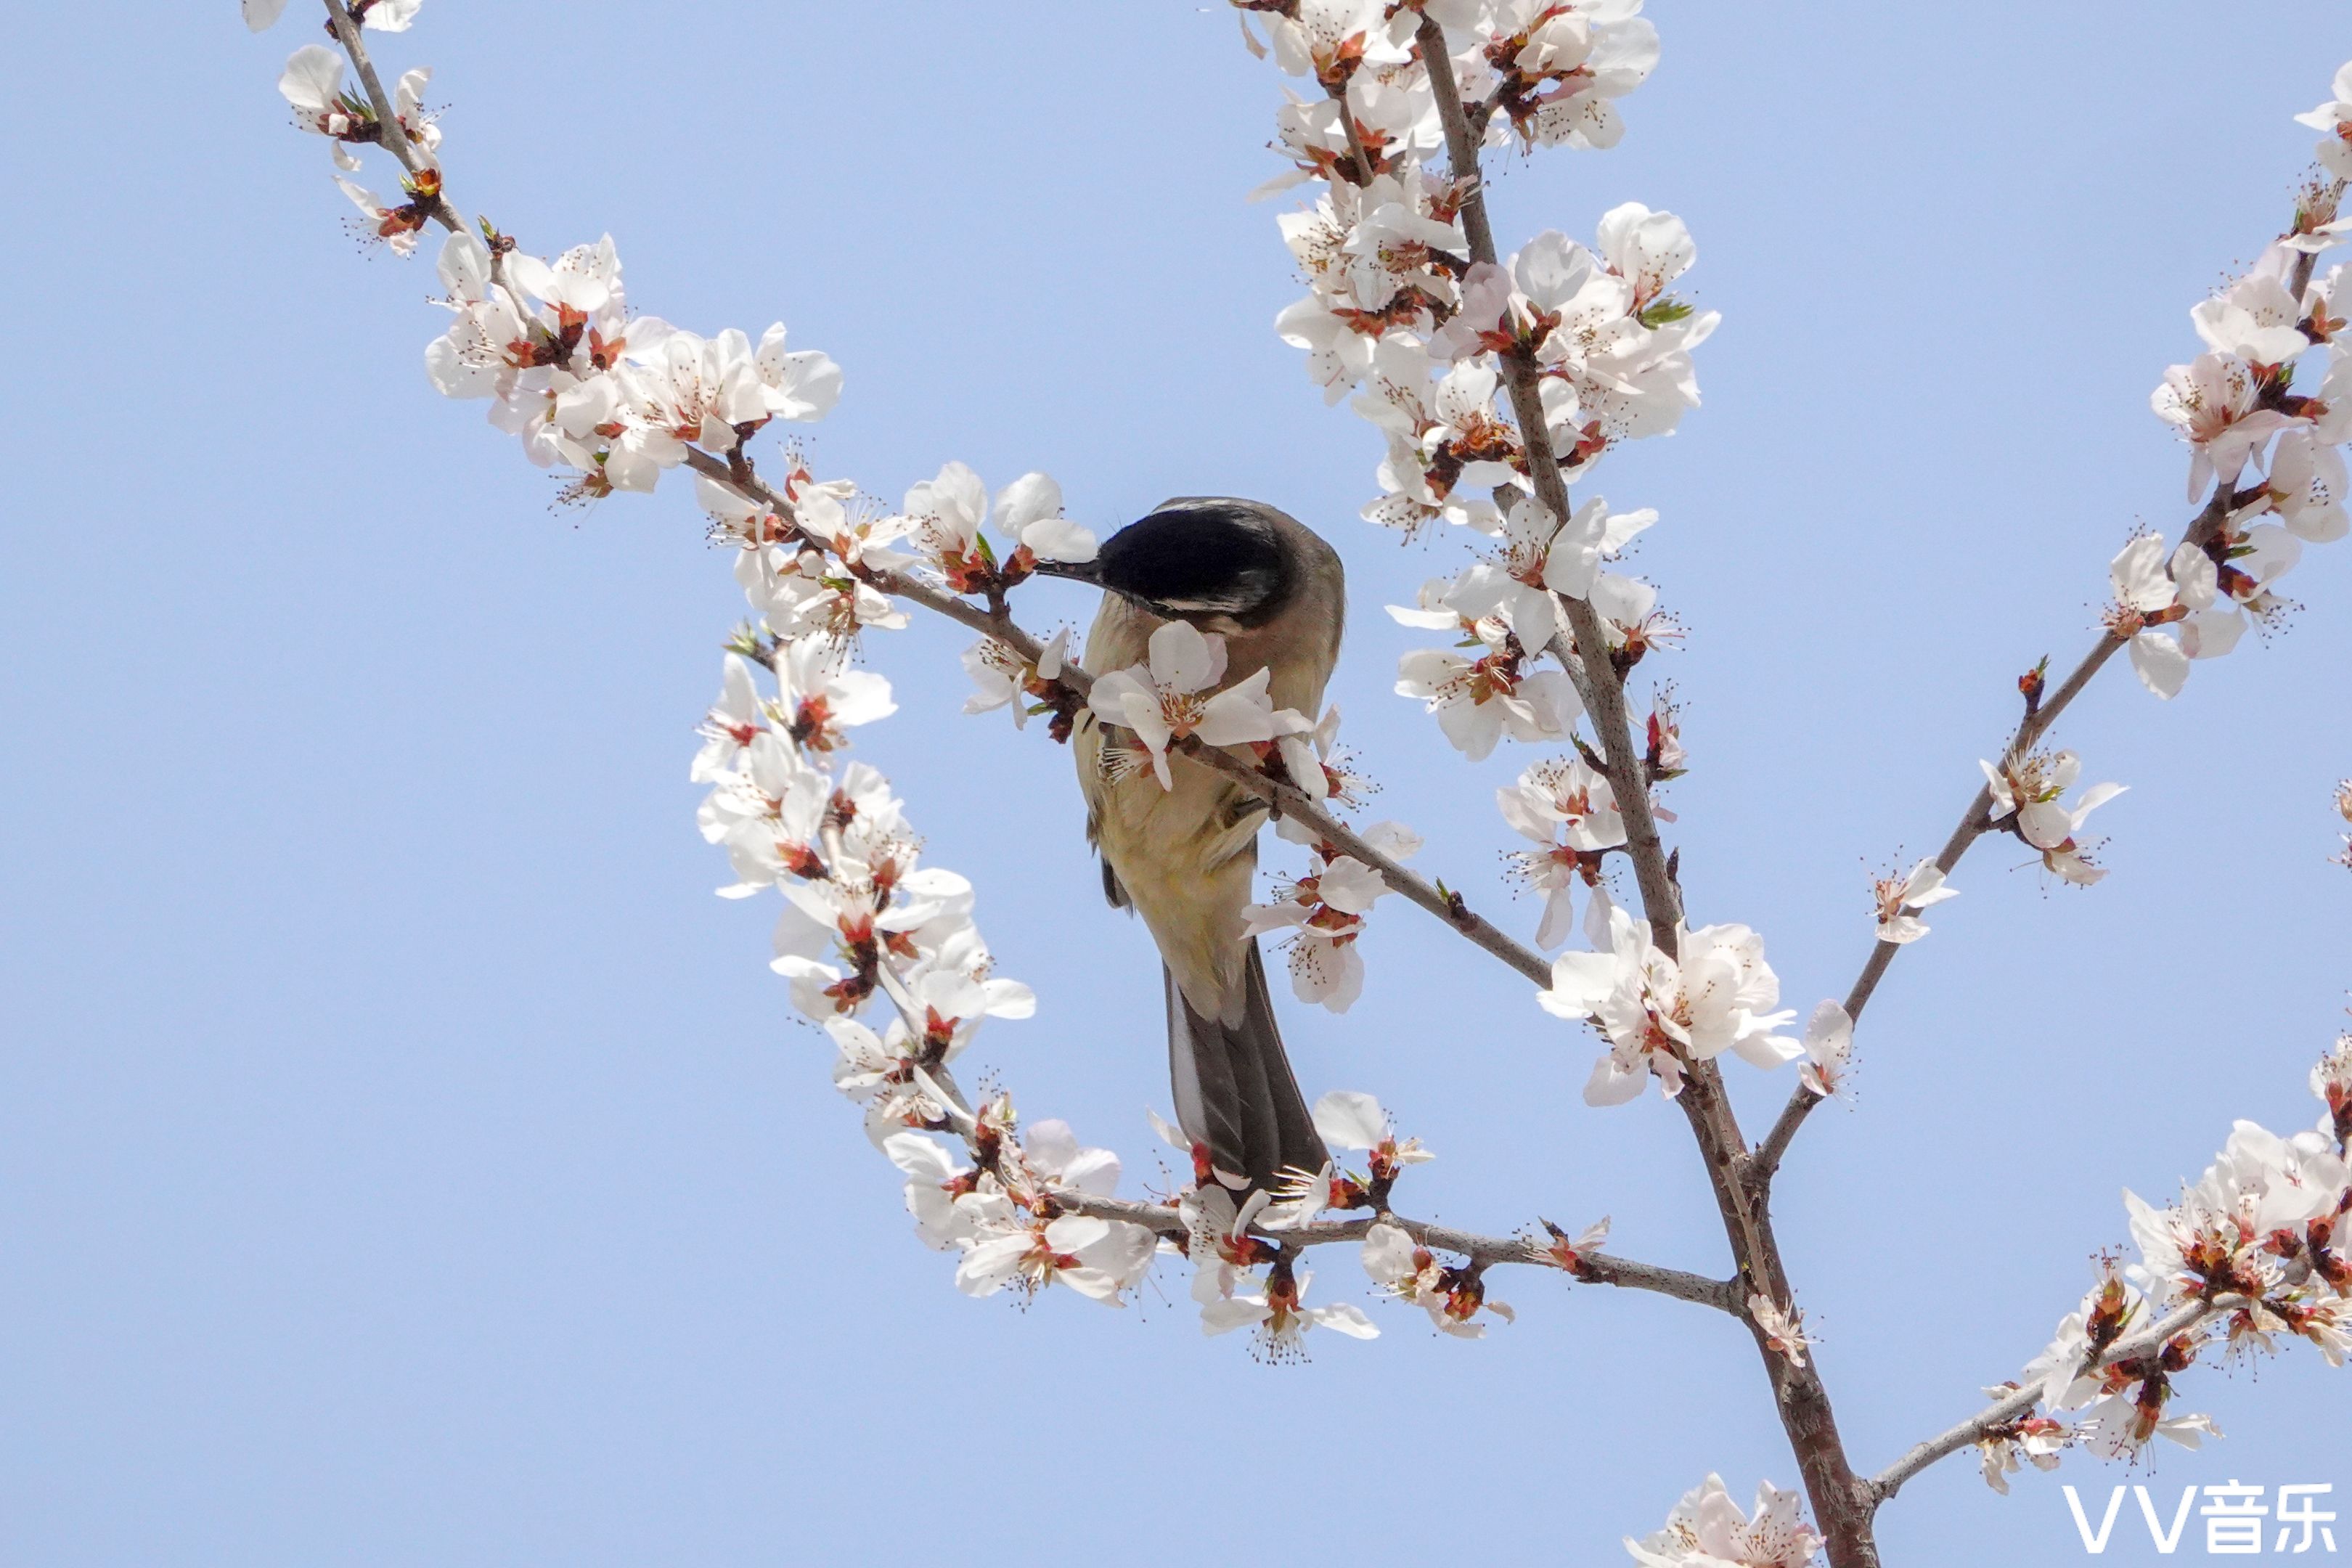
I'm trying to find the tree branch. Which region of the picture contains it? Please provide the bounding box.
[1865,1268,2306,1508]
[322,0,457,231]
[1056,1191,1741,1311]
[1749,471,2258,1187]
[1410,21,1879,1564]
[1752,225,2339,1188]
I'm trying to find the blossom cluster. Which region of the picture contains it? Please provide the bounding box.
[2131,121,2352,699]
[1169,1086,1530,1354]
[1243,4,1707,523]
[692,552,1178,1307]
[1988,1038,2352,1485]
[255,0,1196,1312]
[1236,2,1709,890]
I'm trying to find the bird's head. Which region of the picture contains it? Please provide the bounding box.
[1034,497,1297,631]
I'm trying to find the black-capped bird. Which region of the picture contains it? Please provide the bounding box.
[1038,498,1346,1193]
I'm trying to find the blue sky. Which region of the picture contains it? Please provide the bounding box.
[4,4,2350,1564]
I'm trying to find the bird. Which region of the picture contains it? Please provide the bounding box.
[1036,497,1347,1194]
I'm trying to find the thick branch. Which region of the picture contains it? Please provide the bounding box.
[1413,20,1877,1564]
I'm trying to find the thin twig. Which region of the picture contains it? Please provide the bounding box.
[1749,476,2250,1187]
[1330,83,1377,187]
[1753,230,2337,1186]
[1057,1191,1741,1310]
[322,0,458,232]
[1866,1269,2306,1507]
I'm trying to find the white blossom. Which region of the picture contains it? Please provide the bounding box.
[1624,1475,1822,1568]
[1090,621,1306,790]
[1872,859,1956,945]
[1543,904,1800,1104]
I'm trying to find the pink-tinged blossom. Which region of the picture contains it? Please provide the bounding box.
[953,1199,1156,1305]
[751,321,843,423]
[1313,1090,1434,1174]
[1443,492,1655,648]
[1274,704,1378,810]
[2072,1395,2220,1463]
[788,478,915,573]
[332,173,431,257]
[1274,296,1380,402]
[423,231,524,399]
[2123,1119,2349,1311]
[1974,1406,2069,1495]
[2267,427,2351,542]
[1395,645,1580,760]
[1596,202,1697,314]
[1010,1119,1124,1203]
[992,472,1098,565]
[962,629,1069,730]
[628,327,770,456]
[1429,232,1596,361]
[1244,823,1421,1012]
[700,735,831,898]
[278,45,364,141]
[2285,177,2351,255]
[1873,858,1956,944]
[754,547,908,646]
[1980,749,2125,883]
[1797,1000,1853,1101]
[1090,621,1306,791]
[829,1018,951,1138]
[771,639,896,756]
[1475,0,1661,153]
[1623,1475,1824,1568]
[1585,571,1679,663]
[770,864,973,1021]
[1179,1184,1283,1312]
[1360,1221,1515,1338]
[1539,1213,1613,1274]
[1498,754,1625,947]
[690,652,768,783]
[2106,533,2218,698]
[1254,0,1416,85]
[2151,352,2293,501]
[883,1132,979,1250]
[1749,1292,1811,1369]
[1420,359,1526,494]
[2192,269,2313,368]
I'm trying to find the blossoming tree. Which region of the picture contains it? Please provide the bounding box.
[242,2,2352,1563]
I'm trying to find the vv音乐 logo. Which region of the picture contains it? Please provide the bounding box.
[2065,1483,2337,1555]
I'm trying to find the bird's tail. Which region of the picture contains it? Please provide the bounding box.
[1165,939,1328,1191]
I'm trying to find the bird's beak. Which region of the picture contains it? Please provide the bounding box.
[1028,558,1104,587]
